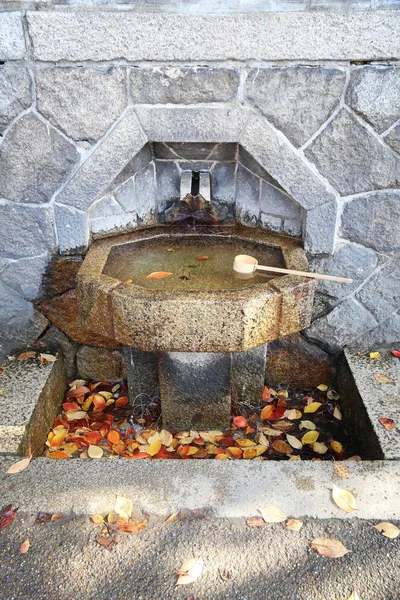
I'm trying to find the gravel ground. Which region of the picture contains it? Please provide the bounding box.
[0,512,399,600]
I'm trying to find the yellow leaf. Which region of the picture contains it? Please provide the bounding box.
[91,515,104,524]
[310,537,350,558]
[215,453,228,460]
[369,351,381,359]
[6,456,32,474]
[176,557,203,585]
[286,434,303,450]
[115,495,133,520]
[99,391,113,400]
[277,389,288,398]
[160,429,173,447]
[284,409,302,420]
[289,455,301,461]
[301,430,319,445]
[374,522,400,539]
[333,406,342,420]
[286,518,303,532]
[147,440,162,456]
[186,446,199,456]
[20,539,30,554]
[316,384,328,391]
[373,373,394,384]
[147,432,161,444]
[259,504,287,523]
[87,445,103,458]
[332,485,357,513]
[107,512,120,524]
[164,513,179,524]
[347,591,361,600]
[304,402,322,414]
[330,440,343,454]
[313,442,328,454]
[236,438,257,447]
[299,420,316,431]
[253,445,269,457]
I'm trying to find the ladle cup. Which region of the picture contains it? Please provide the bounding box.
[233,254,353,283]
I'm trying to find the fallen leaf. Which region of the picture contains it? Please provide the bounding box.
[313,442,328,454]
[107,430,121,445]
[164,512,184,525]
[40,353,57,363]
[374,522,400,539]
[115,396,129,407]
[6,456,32,474]
[332,486,357,513]
[233,415,248,428]
[260,426,282,437]
[116,519,146,533]
[369,351,381,359]
[260,405,274,420]
[301,430,319,445]
[391,350,400,358]
[334,462,350,479]
[160,429,173,447]
[148,440,162,456]
[146,271,173,279]
[310,537,350,558]
[176,556,203,586]
[96,532,117,550]
[299,420,316,431]
[50,514,63,522]
[263,386,271,402]
[259,504,287,523]
[284,409,302,420]
[197,255,209,261]
[114,496,132,520]
[286,435,303,450]
[227,447,243,458]
[373,373,394,384]
[19,539,30,554]
[66,386,90,398]
[87,445,103,458]
[236,438,257,447]
[91,515,104,524]
[304,402,322,414]
[17,351,36,360]
[247,516,266,528]
[379,417,395,430]
[347,591,361,600]
[316,384,328,391]
[272,440,293,454]
[333,407,342,420]
[331,440,343,454]
[0,505,18,531]
[286,518,303,532]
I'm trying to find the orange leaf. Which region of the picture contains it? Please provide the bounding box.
[227,447,243,459]
[260,405,274,420]
[20,539,30,554]
[233,415,248,428]
[145,271,173,279]
[66,386,90,399]
[262,386,271,402]
[17,351,36,360]
[115,396,129,407]
[62,402,79,411]
[92,394,106,410]
[107,430,121,445]
[379,417,395,430]
[47,450,71,459]
[116,519,147,532]
[50,432,67,447]
[197,255,209,261]
[272,440,293,454]
[147,440,162,456]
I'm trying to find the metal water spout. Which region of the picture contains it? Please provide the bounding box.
[173,170,218,225]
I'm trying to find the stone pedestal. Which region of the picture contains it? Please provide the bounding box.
[124,344,267,430]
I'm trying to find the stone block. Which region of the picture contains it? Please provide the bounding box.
[241,113,335,210]
[124,346,160,401]
[155,160,181,221]
[54,204,90,254]
[265,334,336,388]
[56,109,147,211]
[0,202,55,259]
[91,212,137,237]
[231,344,267,407]
[0,63,32,133]
[0,13,25,61]
[238,146,281,187]
[260,182,301,219]
[135,105,248,142]
[159,352,231,430]
[271,277,315,337]
[210,162,236,222]
[1,254,51,301]
[77,346,125,381]
[384,123,400,154]
[40,289,120,349]
[109,144,152,191]
[42,256,83,299]
[246,66,345,147]
[35,325,77,380]
[134,162,157,226]
[341,190,400,252]
[305,109,400,195]
[354,311,400,350]
[208,143,237,161]
[357,258,400,323]
[0,113,78,204]
[260,213,282,233]
[346,66,400,133]
[114,178,135,214]
[0,281,49,362]
[27,12,400,62]
[311,243,378,300]
[89,195,124,220]
[305,298,378,353]
[130,66,239,104]
[235,165,260,227]
[304,202,337,255]
[283,218,302,237]
[0,354,66,456]
[36,66,127,143]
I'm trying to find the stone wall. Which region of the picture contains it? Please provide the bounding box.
[0,8,400,359]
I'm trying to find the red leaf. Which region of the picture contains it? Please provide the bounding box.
[233,416,248,428]
[0,505,18,531]
[271,407,286,419]
[391,350,400,358]
[62,402,80,411]
[379,417,395,430]
[115,396,129,407]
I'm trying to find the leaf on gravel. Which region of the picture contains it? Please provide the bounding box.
[286,435,303,450]
[374,522,400,539]
[87,445,103,458]
[17,351,36,360]
[40,353,57,363]
[301,430,319,445]
[0,505,18,531]
[91,515,104,524]
[247,516,266,528]
[20,539,30,554]
[378,417,395,430]
[373,373,394,384]
[369,351,381,359]
[391,350,400,358]
[114,495,132,520]
[304,402,322,414]
[50,514,63,522]
[176,556,204,585]
[164,512,185,525]
[116,519,146,533]
[233,415,248,428]
[6,456,32,474]
[146,271,173,279]
[96,532,117,550]
[333,462,350,479]
[347,591,361,600]
[332,486,357,513]
[310,537,350,558]
[219,567,233,581]
[286,518,303,532]
[259,504,287,523]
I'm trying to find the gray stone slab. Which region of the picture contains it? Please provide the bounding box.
[134,161,157,226]
[260,182,301,219]
[346,66,400,133]
[0,12,26,60]
[235,164,260,227]
[210,162,236,217]
[354,310,400,350]
[1,456,400,520]
[305,109,400,195]
[357,258,400,323]
[338,348,400,460]
[240,113,336,210]
[35,325,77,379]
[283,217,302,237]
[384,122,400,155]
[0,113,78,204]
[124,346,160,401]
[246,66,345,147]
[305,298,378,353]
[54,204,90,253]
[159,351,232,430]
[27,11,400,62]
[0,353,66,456]
[341,190,400,252]
[76,346,125,381]
[0,202,55,259]
[36,66,127,143]
[260,213,282,233]
[108,143,152,192]
[304,201,337,255]
[56,109,147,211]
[130,66,239,104]
[231,344,267,407]
[0,63,32,133]
[238,146,283,187]
[155,160,181,221]
[0,254,50,301]
[311,243,378,300]
[114,178,135,213]
[135,105,248,143]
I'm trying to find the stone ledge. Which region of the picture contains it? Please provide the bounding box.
[27,11,400,62]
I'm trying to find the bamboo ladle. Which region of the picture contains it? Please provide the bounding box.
[233,254,353,283]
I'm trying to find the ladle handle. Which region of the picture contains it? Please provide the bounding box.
[255,265,353,283]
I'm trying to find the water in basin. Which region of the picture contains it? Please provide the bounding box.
[102,235,285,291]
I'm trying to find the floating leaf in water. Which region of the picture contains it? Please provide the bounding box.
[197,255,209,261]
[299,420,316,431]
[260,405,274,420]
[272,440,293,454]
[330,440,343,454]
[17,351,36,360]
[259,504,287,523]
[310,537,350,558]
[146,271,173,279]
[374,522,400,539]
[176,557,203,585]
[332,485,357,513]
[373,373,394,384]
[378,417,395,430]
[262,386,271,402]
[313,442,328,454]
[333,407,342,420]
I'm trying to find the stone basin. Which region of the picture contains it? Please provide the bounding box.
[77,226,315,354]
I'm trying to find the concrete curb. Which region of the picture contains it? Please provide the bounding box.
[1,457,399,520]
